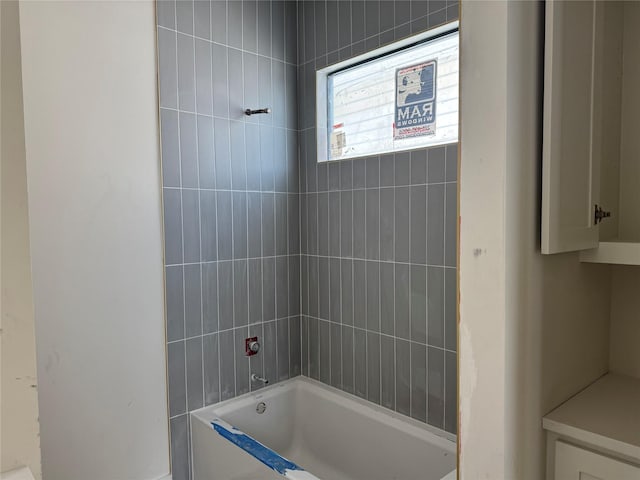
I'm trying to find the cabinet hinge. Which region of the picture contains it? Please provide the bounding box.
[594,204,612,225]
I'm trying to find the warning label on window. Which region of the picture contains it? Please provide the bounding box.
[330,125,346,159]
[394,60,437,139]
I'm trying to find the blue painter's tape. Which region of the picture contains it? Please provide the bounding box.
[212,420,303,475]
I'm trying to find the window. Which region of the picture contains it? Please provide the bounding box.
[316,24,459,162]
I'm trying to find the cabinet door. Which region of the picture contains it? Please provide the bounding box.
[542,0,603,254]
[555,441,640,480]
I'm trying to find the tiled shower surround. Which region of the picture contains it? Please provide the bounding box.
[156,1,458,478]
[299,144,458,430]
[298,0,458,435]
[157,1,300,478]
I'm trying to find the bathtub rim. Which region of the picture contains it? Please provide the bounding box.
[191,375,456,449]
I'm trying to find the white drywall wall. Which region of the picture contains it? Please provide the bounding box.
[0,1,42,477]
[460,2,611,479]
[598,1,623,242]
[608,3,640,381]
[609,266,640,379]
[618,1,640,241]
[459,2,509,477]
[18,1,170,479]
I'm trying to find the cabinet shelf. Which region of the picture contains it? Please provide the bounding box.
[579,242,640,265]
[543,373,640,462]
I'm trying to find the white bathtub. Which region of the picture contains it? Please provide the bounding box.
[191,377,456,480]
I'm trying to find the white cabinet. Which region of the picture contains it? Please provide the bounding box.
[543,374,640,480]
[542,0,602,254]
[555,441,640,480]
[542,0,640,263]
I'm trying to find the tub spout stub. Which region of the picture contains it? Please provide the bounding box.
[251,373,269,384]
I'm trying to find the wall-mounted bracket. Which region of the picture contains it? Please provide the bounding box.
[244,108,271,116]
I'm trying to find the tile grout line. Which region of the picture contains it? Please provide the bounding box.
[339,156,344,390]
[425,162,429,423]
[229,4,237,399]
[442,157,448,427]
[173,0,190,426]
[166,315,300,343]
[188,5,197,479]
[159,105,297,135]
[241,35,253,393]
[163,250,457,269]
[363,159,368,400]
[158,24,299,67]
[212,0,223,412]
[407,151,413,420]
[305,318,457,375]
[393,156,398,411]
[269,13,280,388]
[378,159,382,405]
[192,21,206,414]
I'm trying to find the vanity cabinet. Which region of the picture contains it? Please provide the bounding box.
[543,374,640,480]
[542,3,640,477]
[542,0,640,264]
[555,442,640,480]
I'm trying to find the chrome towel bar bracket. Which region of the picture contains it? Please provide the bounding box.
[244,107,271,116]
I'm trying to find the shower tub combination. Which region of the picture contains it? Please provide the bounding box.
[191,377,456,480]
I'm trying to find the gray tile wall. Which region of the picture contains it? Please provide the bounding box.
[157,1,459,478]
[297,0,459,435]
[157,2,300,479]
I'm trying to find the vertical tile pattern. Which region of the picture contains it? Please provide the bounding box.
[157,3,300,478]
[298,0,458,438]
[170,414,191,480]
[158,2,459,475]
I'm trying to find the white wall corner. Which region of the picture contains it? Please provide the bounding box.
[461,2,611,480]
[1,1,42,477]
[459,1,509,478]
[17,1,169,478]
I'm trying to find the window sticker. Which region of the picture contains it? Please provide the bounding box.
[394,60,437,139]
[330,123,346,158]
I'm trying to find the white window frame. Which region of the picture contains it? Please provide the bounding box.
[316,21,459,163]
